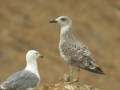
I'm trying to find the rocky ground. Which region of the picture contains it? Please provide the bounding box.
[39,81,99,90]
[0,0,120,90]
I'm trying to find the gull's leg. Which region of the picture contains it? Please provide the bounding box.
[59,66,73,82]
[77,68,80,82]
[73,67,80,82]
[64,66,73,82]
[68,67,80,84]
[60,66,73,83]
[69,65,73,81]
[63,66,73,82]
[65,66,73,83]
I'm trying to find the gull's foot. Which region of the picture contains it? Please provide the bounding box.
[66,79,80,84]
[64,73,73,82]
[59,74,73,83]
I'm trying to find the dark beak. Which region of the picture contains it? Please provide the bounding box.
[40,54,44,58]
[49,19,57,23]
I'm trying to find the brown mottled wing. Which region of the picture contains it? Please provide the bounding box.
[71,41,104,74]
[61,40,104,74]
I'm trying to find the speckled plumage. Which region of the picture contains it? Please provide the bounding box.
[50,16,104,74]
[59,33,101,73]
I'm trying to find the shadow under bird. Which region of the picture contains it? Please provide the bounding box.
[0,50,43,90]
[50,16,104,81]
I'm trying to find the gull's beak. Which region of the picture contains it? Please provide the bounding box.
[49,19,57,23]
[40,54,44,58]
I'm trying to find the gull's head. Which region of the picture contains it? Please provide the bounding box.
[26,50,43,60]
[50,16,72,27]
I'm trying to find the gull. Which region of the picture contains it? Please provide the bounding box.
[0,50,43,90]
[50,16,104,81]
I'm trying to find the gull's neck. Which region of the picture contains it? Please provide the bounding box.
[25,58,40,79]
[60,23,75,41]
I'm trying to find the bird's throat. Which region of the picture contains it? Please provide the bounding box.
[25,59,39,78]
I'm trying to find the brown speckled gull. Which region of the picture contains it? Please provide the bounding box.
[50,16,104,81]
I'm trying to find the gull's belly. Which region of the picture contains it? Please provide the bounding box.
[60,49,71,64]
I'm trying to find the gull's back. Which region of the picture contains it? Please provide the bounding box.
[0,70,40,90]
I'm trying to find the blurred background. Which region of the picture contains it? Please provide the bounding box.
[0,0,120,90]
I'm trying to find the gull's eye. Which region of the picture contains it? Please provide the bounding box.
[35,52,39,55]
[61,18,66,21]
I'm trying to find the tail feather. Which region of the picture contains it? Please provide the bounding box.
[85,67,104,74]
